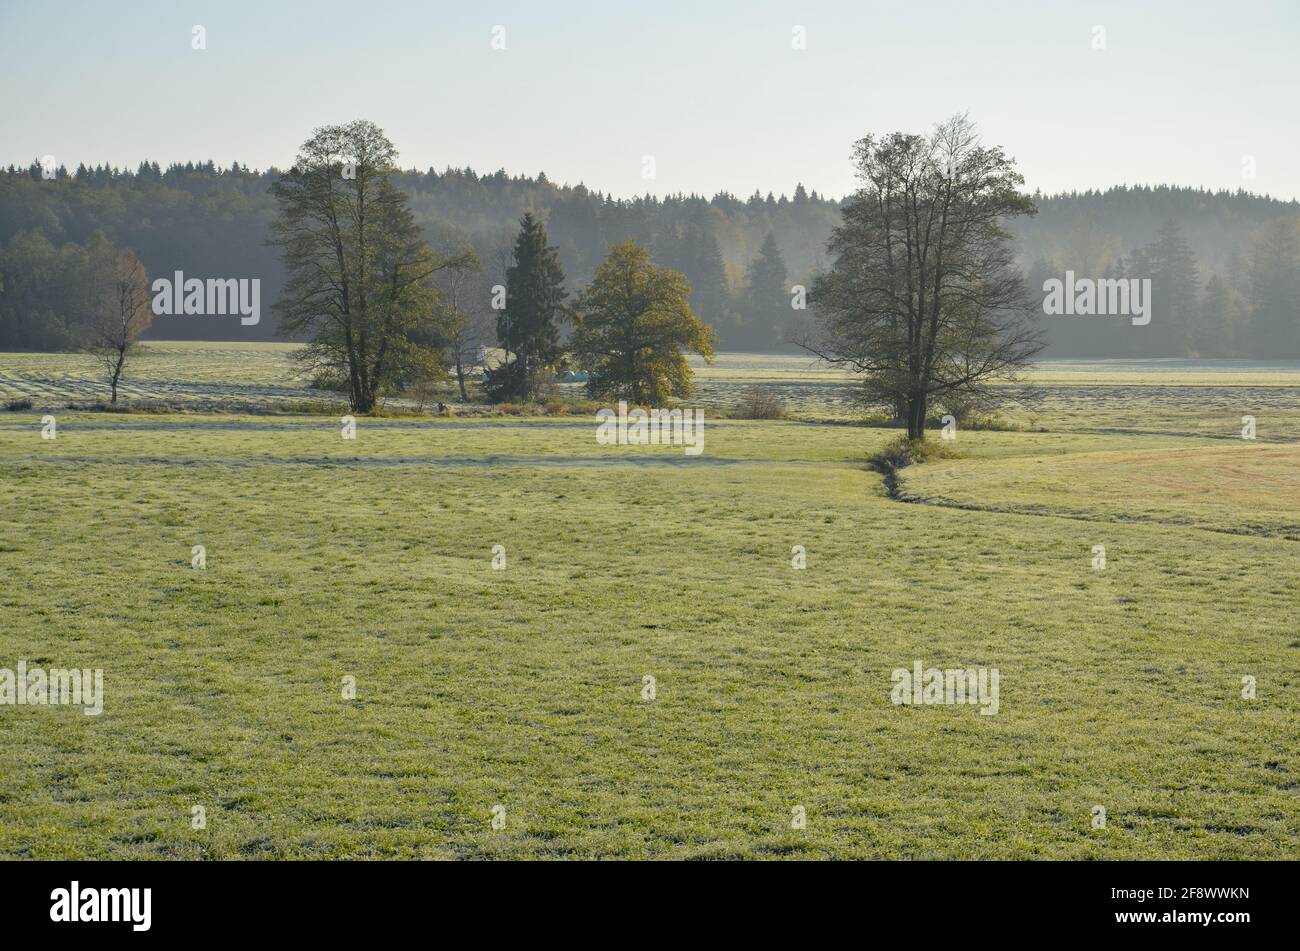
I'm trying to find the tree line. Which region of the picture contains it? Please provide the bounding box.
[0,157,832,353]
[4,152,1297,357]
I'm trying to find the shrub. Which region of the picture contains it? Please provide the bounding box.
[308,371,350,393]
[5,398,33,411]
[732,385,786,420]
[867,434,959,473]
[964,413,1021,432]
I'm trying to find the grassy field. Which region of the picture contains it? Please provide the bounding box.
[0,346,1297,859]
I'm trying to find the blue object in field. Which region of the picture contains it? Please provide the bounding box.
[562,371,590,383]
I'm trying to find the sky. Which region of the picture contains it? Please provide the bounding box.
[2,0,1297,201]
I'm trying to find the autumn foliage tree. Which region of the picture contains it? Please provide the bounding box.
[571,241,716,404]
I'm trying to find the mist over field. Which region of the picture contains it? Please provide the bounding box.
[4,167,1297,357]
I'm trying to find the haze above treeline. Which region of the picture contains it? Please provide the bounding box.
[2,159,1298,357]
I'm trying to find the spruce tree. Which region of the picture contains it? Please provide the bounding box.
[683,213,731,333]
[1147,219,1200,356]
[745,231,789,346]
[496,212,567,401]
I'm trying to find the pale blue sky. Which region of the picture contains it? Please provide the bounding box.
[2,0,1297,200]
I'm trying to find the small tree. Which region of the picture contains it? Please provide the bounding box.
[572,241,716,403]
[81,237,152,403]
[429,248,492,402]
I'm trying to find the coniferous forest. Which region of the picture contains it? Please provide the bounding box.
[2,160,1297,357]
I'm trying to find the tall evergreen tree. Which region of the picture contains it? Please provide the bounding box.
[744,231,789,346]
[682,212,731,331]
[1144,219,1201,355]
[494,212,567,401]
[1248,218,1300,356]
[1197,274,1236,356]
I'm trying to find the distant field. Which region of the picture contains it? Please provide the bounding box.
[5,344,1300,434]
[0,342,316,410]
[0,345,1296,859]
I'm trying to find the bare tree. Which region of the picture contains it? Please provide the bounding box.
[800,114,1043,439]
[81,241,152,403]
[431,249,494,402]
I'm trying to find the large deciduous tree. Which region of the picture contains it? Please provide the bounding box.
[270,120,466,412]
[802,114,1043,439]
[571,240,716,404]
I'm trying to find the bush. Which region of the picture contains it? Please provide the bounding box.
[5,398,33,411]
[732,385,786,420]
[937,390,1010,425]
[964,413,1021,432]
[308,371,350,393]
[406,377,442,413]
[867,434,959,472]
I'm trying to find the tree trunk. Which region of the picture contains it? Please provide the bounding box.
[906,394,927,440]
[352,375,375,413]
[455,358,467,402]
[110,349,125,404]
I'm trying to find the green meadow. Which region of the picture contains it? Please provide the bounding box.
[0,347,1297,858]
